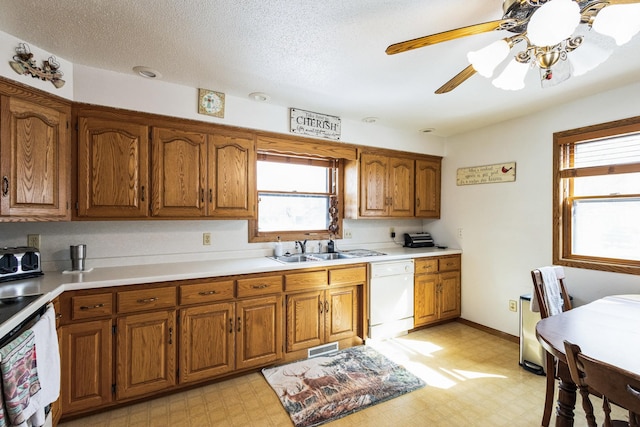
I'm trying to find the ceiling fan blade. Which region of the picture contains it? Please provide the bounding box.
[435,65,477,94]
[605,0,640,3]
[386,20,509,55]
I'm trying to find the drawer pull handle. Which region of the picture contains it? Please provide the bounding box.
[141,185,145,202]
[2,176,8,197]
[56,313,62,319]
[80,303,105,310]
[229,318,233,334]
[319,301,324,314]
[168,327,173,344]
[237,317,241,332]
[251,284,268,289]
[209,188,212,203]
[136,297,158,304]
[324,301,330,313]
[198,290,218,296]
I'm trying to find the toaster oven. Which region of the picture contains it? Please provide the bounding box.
[0,247,43,282]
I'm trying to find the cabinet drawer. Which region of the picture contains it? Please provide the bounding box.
[415,258,438,275]
[439,255,461,272]
[284,269,328,292]
[329,265,366,286]
[117,287,176,313]
[237,275,282,298]
[71,293,113,320]
[180,280,235,305]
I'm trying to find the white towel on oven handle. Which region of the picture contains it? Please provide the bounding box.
[28,304,60,427]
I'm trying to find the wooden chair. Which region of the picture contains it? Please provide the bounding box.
[564,340,640,427]
[530,267,572,427]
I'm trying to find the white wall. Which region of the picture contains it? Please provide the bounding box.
[428,82,640,336]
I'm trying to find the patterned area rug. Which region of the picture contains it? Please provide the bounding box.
[262,345,425,427]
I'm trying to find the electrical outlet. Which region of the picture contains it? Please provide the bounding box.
[509,300,518,312]
[27,234,41,248]
[203,232,212,245]
[457,228,463,239]
[343,229,352,239]
[390,227,395,238]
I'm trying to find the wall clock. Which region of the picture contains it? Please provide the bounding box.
[198,89,225,118]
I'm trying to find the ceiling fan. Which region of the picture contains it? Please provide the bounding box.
[386,0,640,93]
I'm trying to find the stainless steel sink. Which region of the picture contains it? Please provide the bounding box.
[270,252,348,263]
[269,250,384,264]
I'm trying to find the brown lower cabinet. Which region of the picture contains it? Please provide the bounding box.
[56,268,328,420]
[116,310,176,400]
[414,254,462,327]
[59,319,113,414]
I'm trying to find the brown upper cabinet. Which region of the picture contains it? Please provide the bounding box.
[151,127,255,218]
[75,105,256,220]
[415,158,441,218]
[0,85,71,221]
[77,116,150,218]
[345,150,441,219]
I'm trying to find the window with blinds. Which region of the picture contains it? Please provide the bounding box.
[250,153,340,242]
[554,118,640,274]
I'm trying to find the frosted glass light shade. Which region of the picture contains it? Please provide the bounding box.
[592,4,640,46]
[569,29,615,76]
[492,59,529,90]
[467,39,510,77]
[528,0,580,46]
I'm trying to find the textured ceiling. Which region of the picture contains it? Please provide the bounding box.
[2,0,640,136]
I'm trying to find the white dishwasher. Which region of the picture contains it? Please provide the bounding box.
[368,259,415,340]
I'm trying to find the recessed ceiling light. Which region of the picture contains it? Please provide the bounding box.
[133,66,161,79]
[420,128,435,133]
[362,117,378,124]
[249,92,270,101]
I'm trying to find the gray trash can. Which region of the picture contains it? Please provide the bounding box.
[519,294,546,375]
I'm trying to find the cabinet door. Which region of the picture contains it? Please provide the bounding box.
[208,132,256,218]
[77,116,149,217]
[0,96,69,218]
[414,273,438,326]
[326,286,358,342]
[359,153,388,217]
[415,158,441,218]
[388,157,414,217]
[59,320,113,414]
[286,291,324,352]
[236,295,283,370]
[180,303,234,384]
[151,127,206,217]
[116,310,176,400]
[439,271,461,320]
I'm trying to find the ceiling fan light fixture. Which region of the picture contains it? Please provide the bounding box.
[467,39,511,77]
[592,4,640,46]
[527,0,580,47]
[492,58,529,91]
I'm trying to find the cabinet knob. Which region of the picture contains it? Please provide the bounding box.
[2,176,8,197]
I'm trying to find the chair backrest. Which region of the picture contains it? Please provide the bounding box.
[531,267,572,319]
[565,340,640,426]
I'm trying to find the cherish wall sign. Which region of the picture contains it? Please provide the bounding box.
[290,108,341,140]
[456,162,516,186]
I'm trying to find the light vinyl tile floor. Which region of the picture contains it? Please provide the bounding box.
[59,321,627,426]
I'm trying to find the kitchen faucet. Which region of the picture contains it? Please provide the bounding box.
[295,240,307,253]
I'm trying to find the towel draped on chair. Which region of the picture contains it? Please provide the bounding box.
[531,266,565,316]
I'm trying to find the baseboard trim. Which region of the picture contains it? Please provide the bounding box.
[456,318,519,344]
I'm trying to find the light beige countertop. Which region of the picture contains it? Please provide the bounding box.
[0,246,461,337]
